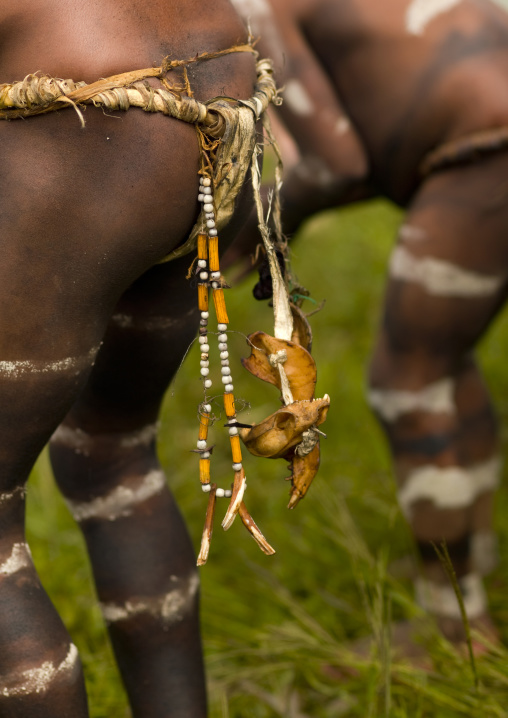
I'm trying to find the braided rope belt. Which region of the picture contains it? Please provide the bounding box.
[0,46,279,262]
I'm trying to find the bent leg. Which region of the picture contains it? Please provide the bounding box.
[368,155,508,643]
[50,259,207,718]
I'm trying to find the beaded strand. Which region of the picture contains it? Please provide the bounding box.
[195,175,243,504]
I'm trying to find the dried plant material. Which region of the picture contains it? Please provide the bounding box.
[197,234,208,260]
[239,398,330,459]
[222,468,247,530]
[197,484,217,566]
[239,503,276,555]
[224,392,236,418]
[290,302,313,352]
[242,331,317,401]
[208,236,220,271]
[197,284,209,311]
[288,443,320,509]
[213,288,229,324]
[229,434,243,464]
[199,459,211,484]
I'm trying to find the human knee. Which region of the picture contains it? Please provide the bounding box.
[49,419,161,506]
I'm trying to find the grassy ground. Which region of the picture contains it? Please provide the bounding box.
[27,198,508,716]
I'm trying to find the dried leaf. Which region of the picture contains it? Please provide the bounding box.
[239,397,330,459]
[288,443,321,509]
[242,331,317,401]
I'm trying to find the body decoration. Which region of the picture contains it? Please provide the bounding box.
[421,126,508,177]
[0,46,329,564]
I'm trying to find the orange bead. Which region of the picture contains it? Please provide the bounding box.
[208,236,220,272]
[198,413,210,441]
[223,392,236,418]
[213,288,229,324]
[198,284,209,312]
[230,435,243,464]
[197,233,208,260]
[199,459,211,484]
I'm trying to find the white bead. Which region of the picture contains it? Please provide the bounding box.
[198,335,208,344]
[199,271,209,280]
[225,384,234,393]
[200,360,209,368]
[218,343,227,351]
[199,176,205,185]
[201,483,211,493]
[232,463,242,472]
[209,229,218,237]
[221,359,229,367]
[220,351,229,360]
[201,451,211,459]
[221,366,230,375]
[228,427,238,436]
[206,220,215,229]
[203,203,214,213]
[198,260,207,269]
[197,440,207,450]
[202,177,211,187]
[200,368,210,377]
[211,271,221,279]
[204,379,212,388]
[200,320,207,327]
[200,344,210,354]
[218,333,228,343]
[205,212,215,219]
[203,186,212,195]
[217,323,227,331]
[215,488,225,498]
[198,193,205,202]
[204,403,212,413]
[221,375,232,384]
[211,282,218,290]
[201,311,209,319]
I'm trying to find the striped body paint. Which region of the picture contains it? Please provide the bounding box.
[101,573,200,626]
[415,572,487,619]
[398,455,501,518]
[0,644,80,698]
[66,469,166,522]
[406,0,464,35]
[51,423,159,457]
[0,347,100,379]
[367,377,455,422]
[390,246,504,297]
[0,543,33,576]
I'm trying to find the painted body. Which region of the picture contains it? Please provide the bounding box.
[231,0,508,646]
[0,0,256,715]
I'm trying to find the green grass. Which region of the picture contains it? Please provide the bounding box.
[27,199,508,716]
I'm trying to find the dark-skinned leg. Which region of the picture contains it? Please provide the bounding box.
[50,257,208,718]
[368,155,508,645]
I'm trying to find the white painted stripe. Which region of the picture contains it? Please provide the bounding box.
[51,422,159,456]
[0,543,32,576]
[0,346,100,378]
[111,313,179,331]
[0,486,26,506]
[398,224,428,243]
[335,117,351,135]
[101,573,199,624]
[406,0,464,36]
[390,246,504,297]
[367,377,455,422]
[67,470,166,522]
[294,155,335,188]
[471,531,499,577]
[415,573,487,619]
[399,455,501,517]
[284,80,314,116]
[0,643,79,697]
